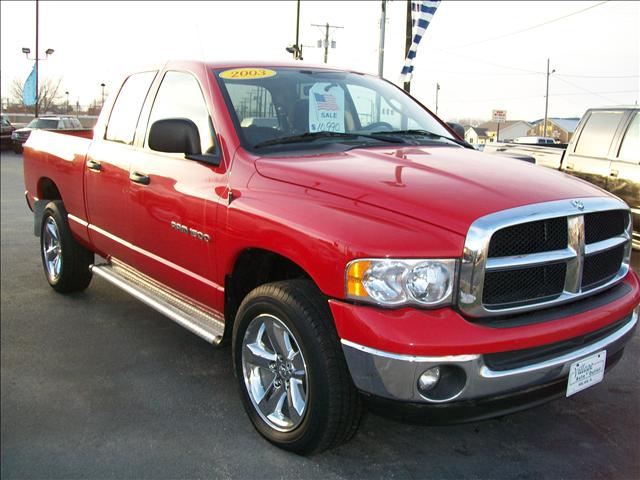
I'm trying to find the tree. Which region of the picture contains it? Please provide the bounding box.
[9,75,62,114]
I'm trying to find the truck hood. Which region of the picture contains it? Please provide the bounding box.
[255,145,609,235]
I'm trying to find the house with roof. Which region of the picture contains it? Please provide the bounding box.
[527,117,580,143]
[464,126,491,145]
[478,120,532,142]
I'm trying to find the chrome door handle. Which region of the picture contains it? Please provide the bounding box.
[129,171,150,185]
[609,169,619,178]
[86,159,102,172]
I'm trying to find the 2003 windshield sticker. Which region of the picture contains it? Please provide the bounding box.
[308,83,345,133]
[219,68,277,80]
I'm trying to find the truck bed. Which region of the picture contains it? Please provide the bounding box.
[482,142,566,169]
[23,129,94,245]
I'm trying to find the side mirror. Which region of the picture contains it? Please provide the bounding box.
[149,118,201,155]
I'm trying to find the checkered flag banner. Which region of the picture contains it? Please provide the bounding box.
[399,0,441,83]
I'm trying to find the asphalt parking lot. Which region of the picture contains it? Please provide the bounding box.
[1,149,639,479]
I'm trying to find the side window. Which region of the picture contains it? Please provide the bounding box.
[574,111,624,158]
[62,119,72,129]
[346,84,421,130]
[105,71,157,145]
[617,112,639,162]
[71,118,82,129]
[146,71,215,155]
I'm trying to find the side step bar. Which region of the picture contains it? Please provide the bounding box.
[90,259,225,345]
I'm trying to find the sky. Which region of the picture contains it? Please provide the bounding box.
[0,0,638,122]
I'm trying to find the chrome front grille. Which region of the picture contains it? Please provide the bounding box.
[458,198,632,318]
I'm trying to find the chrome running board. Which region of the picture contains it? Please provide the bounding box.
[90,259,225,345]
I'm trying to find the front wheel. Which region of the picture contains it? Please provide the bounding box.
[40,201,93,293]
[233,280,362,454]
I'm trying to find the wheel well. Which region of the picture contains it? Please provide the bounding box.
[225,249,311,333]
[38,178,62,201]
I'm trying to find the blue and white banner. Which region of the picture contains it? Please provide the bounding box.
[23,63,37,106]
[399,0,441,83]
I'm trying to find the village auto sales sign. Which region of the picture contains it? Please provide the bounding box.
[492,110,507,124]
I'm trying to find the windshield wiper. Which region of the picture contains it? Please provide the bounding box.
[371,129,471,148]
[253,131,405,149]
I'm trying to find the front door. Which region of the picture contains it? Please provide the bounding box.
[127,70,227,310]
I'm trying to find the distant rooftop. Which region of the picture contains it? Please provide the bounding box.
[530,117,580,133]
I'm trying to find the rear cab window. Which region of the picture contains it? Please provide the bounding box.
[573,111,625,158]
[105,71,157,145]
[617,111,639,162]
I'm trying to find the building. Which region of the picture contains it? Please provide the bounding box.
[464,126,491,145]
[478,120,532,142]
[528,117,580,143]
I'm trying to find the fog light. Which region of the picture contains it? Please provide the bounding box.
[418,367,441,393]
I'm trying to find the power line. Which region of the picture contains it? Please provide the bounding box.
[556,73,639,79]
[554,76,623,104]
[446,90,637,104]
[439,1,609,51]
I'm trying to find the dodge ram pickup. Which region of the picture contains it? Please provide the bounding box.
[23,61,640,454]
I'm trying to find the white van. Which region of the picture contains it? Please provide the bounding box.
[513,136,556,144]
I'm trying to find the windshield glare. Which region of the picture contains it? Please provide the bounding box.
[215,67,453,151]
[27,119,58,129]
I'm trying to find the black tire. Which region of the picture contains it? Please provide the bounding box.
[232,279,362,454]
[13,144,22,154]
[40,201,93,293]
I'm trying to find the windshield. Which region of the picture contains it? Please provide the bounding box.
[26,119,58,129]
[214,67,456,152]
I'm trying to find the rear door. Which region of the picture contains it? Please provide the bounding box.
[563,110,626,190]
[608,110,639,244]
[84,71,157,262]
[126,69,227,308]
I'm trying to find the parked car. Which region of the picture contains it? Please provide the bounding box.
[513,136,556,144]
[560,106,639,249]
[11,115,84,153]
[23,61,639,454]
[483,107,638,249]
[1,114,16,149]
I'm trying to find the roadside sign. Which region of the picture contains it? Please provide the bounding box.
[492,110,507,124]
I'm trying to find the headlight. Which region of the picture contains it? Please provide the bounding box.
[346,258,457,307]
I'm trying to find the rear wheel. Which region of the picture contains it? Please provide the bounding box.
[40,201,93,293]
[233,280,362,454]
[13,144,22,154]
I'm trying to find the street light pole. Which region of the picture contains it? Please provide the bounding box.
[377,0,386,77]
[100,83,105,107]
[35,0,39,117]
[543,58,555,139]
[65,91,69,114]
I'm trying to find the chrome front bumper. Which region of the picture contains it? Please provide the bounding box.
[341,307,638,404]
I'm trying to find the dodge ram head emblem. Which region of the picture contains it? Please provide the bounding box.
[571,200,585,211]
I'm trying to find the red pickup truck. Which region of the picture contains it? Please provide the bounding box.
[23,61,639,454]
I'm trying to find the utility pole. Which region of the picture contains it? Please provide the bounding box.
[35,0,39,117]
[377,0,386,77]
[435,83,440,115]
[100,83,105,107]
[286,0,302,60]
[403,0,412,93]
[543,58,555,139]
[311,22,343,64]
